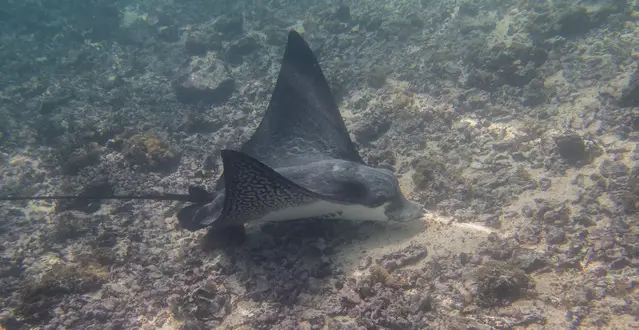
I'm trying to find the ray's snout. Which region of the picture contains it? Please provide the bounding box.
[400,199,425,222]
[388,198,424,222]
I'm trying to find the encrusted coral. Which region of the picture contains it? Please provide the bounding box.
[62,141,102,175]
[123,133,180,171]
[412,156,446,189]
[16,262,108,324]
[473,260,531,307]
[392,90,414,110]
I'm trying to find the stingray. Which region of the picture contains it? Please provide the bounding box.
[0,30,423,241]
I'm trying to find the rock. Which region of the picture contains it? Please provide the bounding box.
[16,263,108,325]
[411,294,432,313]
[572,214,596,227]
[51,211,93,241]
[179,113,224,134]
[515,221,542,244]
[0,316,23,330]
[184,30,217,56]
[592,231,616,251]
[604,247,627,261]
[484,214,501,229]
[619,66,639,107]
[603,296,628,314]
[411,157,446,190]
[226,36,261,64]
[522,90,546,107]
[62,142,102,175]
[521,205,534,218]
[478,235,515,260]
[157,25,179,42]
[514,251,548,273]
[351,116,391,144]
[339,288,361,305]
[39,91,74,115]
[609,257,631,270]
[212,15,244,40]
[619,232,639,257]
[468,42,548,90]
[554,4,626,37]
[598,159,629,178]
[473,260,530,307]
[366,68,387,89]
[366,150,396,167]
[545,226,566,245]
[375,244,428,271]
[54,180,114,214]
[539,177,552,191]
[563,284,593,307]
[522,78,547,107]
[123,133,181,172]
[555,133,587,164]
[334,5,352,22]
[555,8,601,35]
[173,54,235,104]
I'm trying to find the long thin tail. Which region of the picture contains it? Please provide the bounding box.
[0,186,214,204]
[0,194,190,201]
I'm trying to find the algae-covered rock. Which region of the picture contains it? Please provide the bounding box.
[412,157,447,190]
[62,142,102,175]
[555,133,587,165]
[212,14,244,40]
[16,262,108,325]
[184,29,221,56]
[173,53,235,105]
[473,260,531,307]
[469,41,548,90]
[226,36,261,64]
[366,67,387,89]
[54,180,114,214]
[619,66,639,107]
[334,5,352,22]
[123,133,180,171]
[51,211,94,242]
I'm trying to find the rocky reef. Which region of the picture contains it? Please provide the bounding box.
[1,0,638,329]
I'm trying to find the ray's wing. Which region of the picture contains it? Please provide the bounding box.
[214,149,347,225]
[240,30,364,168]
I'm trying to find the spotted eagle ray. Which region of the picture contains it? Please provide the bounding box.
[1,30,423,239]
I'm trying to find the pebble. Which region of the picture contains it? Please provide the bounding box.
[598,159,629,178]
[603,296,628,313]
[545,227,566,245]
[106,283,128,295]
[539,177,552,190]
[609,257,631,270]
[340,288,362,305]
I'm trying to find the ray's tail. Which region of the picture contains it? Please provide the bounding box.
[0,186,214,204]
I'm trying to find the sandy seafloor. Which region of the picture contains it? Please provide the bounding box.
[1,0,639,329]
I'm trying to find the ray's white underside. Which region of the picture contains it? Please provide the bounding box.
[254,200,390,223]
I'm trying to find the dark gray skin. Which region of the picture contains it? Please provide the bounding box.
[192,159,423,229]
[177,30,423,233]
